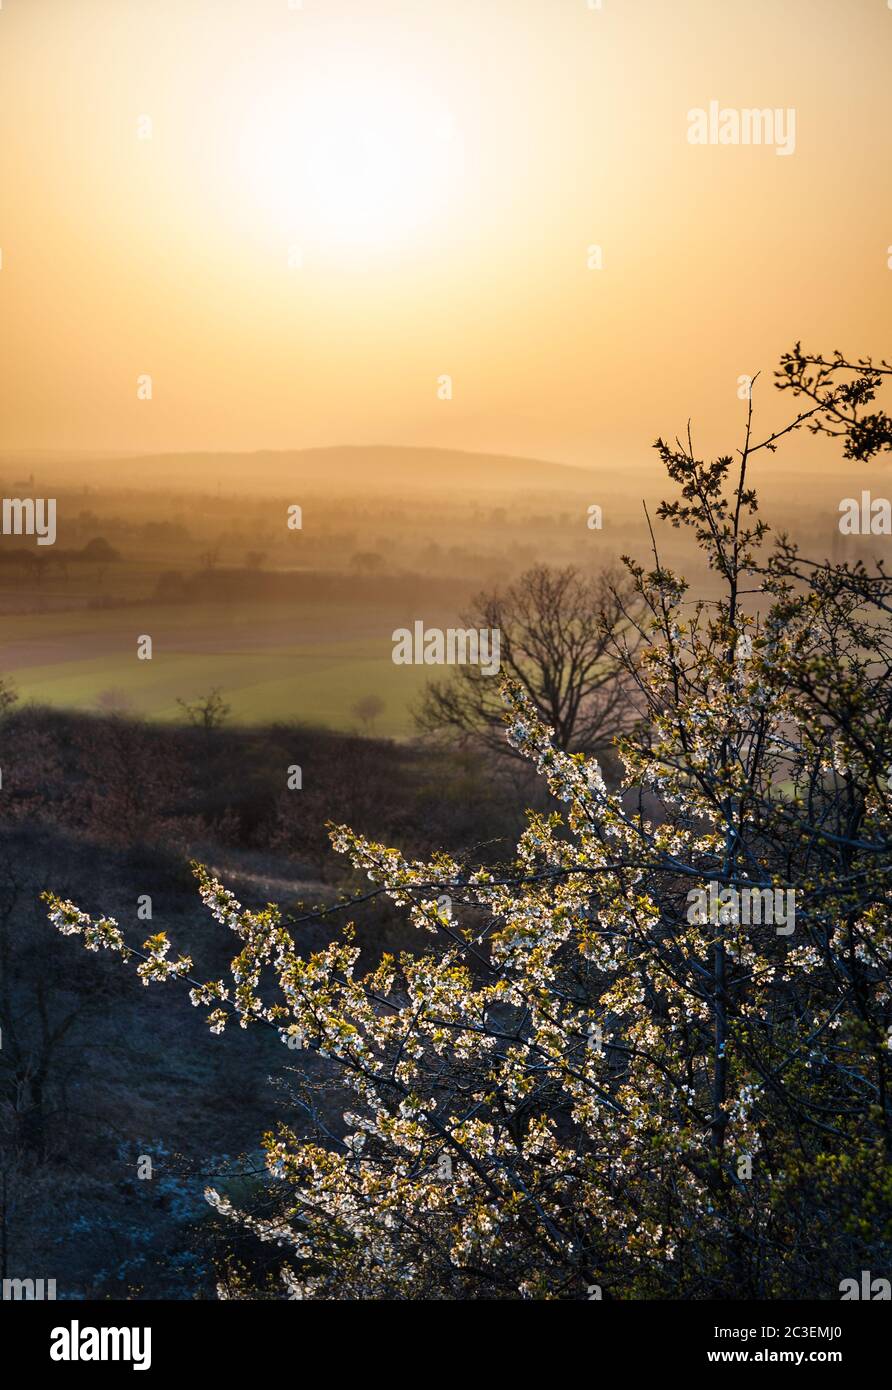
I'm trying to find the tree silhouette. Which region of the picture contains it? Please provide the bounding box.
[415,564,640,761]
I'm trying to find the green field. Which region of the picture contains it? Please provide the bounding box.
[2,600,450,736]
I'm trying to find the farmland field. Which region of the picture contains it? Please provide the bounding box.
[1,596,460,736]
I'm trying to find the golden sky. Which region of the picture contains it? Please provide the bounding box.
[0,0,889,467]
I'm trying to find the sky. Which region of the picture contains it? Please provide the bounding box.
[0,0,890,468]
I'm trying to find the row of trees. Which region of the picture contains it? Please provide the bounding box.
[45,345,892,1298]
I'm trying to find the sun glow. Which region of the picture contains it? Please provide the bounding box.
[237,62,461,252]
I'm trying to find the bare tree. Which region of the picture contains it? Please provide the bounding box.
[94,688,134,717]
[414,564,640,758]
[350,551,385,576]
[0,676,16,721]
[351,694,385,734]
[176,688,230,736]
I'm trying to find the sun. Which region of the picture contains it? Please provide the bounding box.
[237,61,460,253]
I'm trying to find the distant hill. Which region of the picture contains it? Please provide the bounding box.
[31,446,610,497]
[0,445,865,532]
